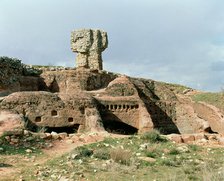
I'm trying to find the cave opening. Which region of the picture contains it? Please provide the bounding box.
[43,124,80,134]
[103,120,138,135]
[204,127,218,134]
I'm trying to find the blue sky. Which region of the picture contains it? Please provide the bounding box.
[1,0,224,91]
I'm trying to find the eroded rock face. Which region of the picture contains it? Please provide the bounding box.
[1,67,221,135]
[0,91,103,132]
[193,102,224,134]
[106,75,137,96]
[1,29,224,135]
[0,57,23,95]
[0,111,24,136]
[71,29,108,70]
[39,68,117,93]
[0,57,41,96]
[174,102,210,134]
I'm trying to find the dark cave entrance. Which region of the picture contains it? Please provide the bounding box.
[204,127,218,134]
[103,120,138,135]
[44,124,80,134]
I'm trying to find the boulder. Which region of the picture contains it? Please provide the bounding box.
[0,111,24,136]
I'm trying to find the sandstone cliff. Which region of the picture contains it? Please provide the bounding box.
[1,28,223,135]
[0,57,222,135]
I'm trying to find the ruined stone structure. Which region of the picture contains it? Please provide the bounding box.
[71,29,108,70]
[1,29,224,135]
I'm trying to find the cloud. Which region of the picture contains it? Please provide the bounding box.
[0,0,224,91]
[210,61,224,71]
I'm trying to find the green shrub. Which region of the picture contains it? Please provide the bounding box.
[78,147,93,157]
[141,130,167,143]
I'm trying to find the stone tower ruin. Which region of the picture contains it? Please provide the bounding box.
[71,29,108,70]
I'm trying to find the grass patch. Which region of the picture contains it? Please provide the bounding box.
[159,159,177,167]
[76,146,93,158]
[191,92,224,112]
[93,149,110,160]
[164,82,190,94]
[169,148,180,155]
[146,151,158,158]
[6,134,224,181]
[110,148,132,165]
[141,130,167,143]
[188,144,200,152]
[32,65,64,68]
[0,132,45,155]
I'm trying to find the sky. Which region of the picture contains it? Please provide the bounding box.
[0,0,224,92]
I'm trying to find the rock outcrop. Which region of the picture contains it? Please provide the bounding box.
[0,57,41,96]
[71,29,108,70]
[193,102,224,134]
[1,29,224,135]
[0,111,23,136]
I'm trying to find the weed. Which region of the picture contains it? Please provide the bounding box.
[110,148,132,165]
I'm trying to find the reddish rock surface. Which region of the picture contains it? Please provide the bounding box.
[0,111,23,136]
[1,29,224,135]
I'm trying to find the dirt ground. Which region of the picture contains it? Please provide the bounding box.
[0,132,127,181]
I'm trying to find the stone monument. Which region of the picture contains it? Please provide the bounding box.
[71,29,108,70]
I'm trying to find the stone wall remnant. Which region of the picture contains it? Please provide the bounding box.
[71,29,108,70]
